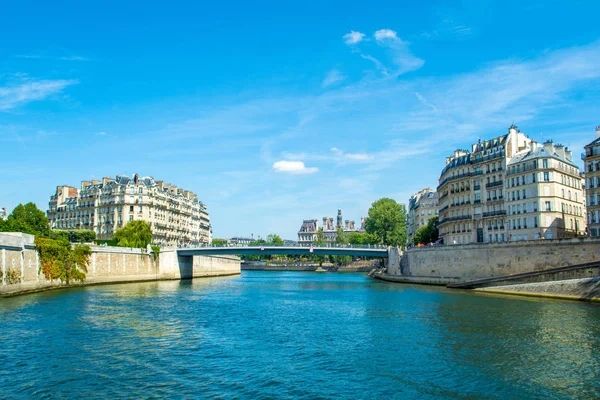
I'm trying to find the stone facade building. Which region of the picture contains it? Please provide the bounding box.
[437,125,586,244]
[407,188,438,244]
[47,174,211,246]
[583,126,600,237]
[297,209,365,245]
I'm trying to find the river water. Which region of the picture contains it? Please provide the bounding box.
[0,271,598,399]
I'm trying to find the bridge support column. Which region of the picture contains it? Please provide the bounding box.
[159,248,193,279]
[386,247,401,275]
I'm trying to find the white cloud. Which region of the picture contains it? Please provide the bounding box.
[322,69,345,88]
[97,131,107,136]
[343,31,365,45]
[330,147,373,161]
[0,79,78,111]
[272,161,318,174]
[374,29,398,41]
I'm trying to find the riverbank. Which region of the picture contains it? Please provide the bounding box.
[373,272,600,302]
[0,233,241,297]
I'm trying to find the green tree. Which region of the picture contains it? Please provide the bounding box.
[1,203,50,237]
[335,228,348,245]
[266,234,284,246]
[313,228,326,245]
[211,238,228,246]
[310,228,327,266]
[365,198,407,247]
[412,216,439,245]
[113,220,153,248]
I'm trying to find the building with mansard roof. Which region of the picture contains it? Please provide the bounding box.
[297,209,365,245]
[407,188,439,244]
[582,126,600,237]
[47,173,211,246]
[436,125,586,244]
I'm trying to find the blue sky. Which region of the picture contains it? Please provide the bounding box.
[2,0,600,240]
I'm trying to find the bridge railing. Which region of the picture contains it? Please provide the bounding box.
[188,243,388,250]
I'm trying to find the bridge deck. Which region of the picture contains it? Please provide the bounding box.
[177,246,388,258]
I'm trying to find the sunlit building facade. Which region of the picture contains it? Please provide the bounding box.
[47,174,211,246]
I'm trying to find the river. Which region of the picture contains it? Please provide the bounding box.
[0,271,598,399]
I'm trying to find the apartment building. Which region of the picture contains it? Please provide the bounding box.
[47,174,211,246]
[407,188,439,244]
[583,126,600,237]
[437,125,586,244]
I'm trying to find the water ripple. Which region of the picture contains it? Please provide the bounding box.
[0,272,599,399]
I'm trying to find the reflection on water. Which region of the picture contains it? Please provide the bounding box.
[0,271,598,399]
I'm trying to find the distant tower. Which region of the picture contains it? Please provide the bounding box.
[337,209,343,229]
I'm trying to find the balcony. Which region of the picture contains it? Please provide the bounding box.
[471,151,505,164]
[474,199,481,204]
[482,210,507,218]
[486,180,504,189]
[473,185,481,191]
[440,215,472,224]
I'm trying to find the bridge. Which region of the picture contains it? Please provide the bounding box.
[177,245,389,258]
[159,245,400,278]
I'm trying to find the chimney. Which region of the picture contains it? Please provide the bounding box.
[102,176,113,185]
[596,125,600,139]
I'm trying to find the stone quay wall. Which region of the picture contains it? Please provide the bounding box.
[394,238,600,282]
[0,233,240,296]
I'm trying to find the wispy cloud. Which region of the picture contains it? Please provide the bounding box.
[343,30,365,45]
[349,28,424,78]
[322,69,345,88]
[414,92,437,111]
[96,131,107,136]
[360,54,389,76]
[0,78,78,111]
[16,54,90,61]
[272,161,318,174]
[451,25,472,36]
[330,147,373,161]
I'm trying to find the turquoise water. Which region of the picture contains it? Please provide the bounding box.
[0,271,599,399]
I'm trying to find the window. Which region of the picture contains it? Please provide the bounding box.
[139,188,143,194]
[130,206,134,212]
[542,159,549,168]
[545,201,551,211]
[543,172,550,181]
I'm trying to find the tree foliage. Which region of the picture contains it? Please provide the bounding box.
[35,237,90,284]
[266,234,284,246]
[412,216,439,245]
[365,198,407,247]
[0,203,50,237]
[50,229,96,243]
[335,228,348,245]
[313,228,326,246]
[114,220,153,248]
[211,238,228,246]
[347,231,379,245]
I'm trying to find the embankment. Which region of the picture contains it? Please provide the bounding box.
[0,233,240,296]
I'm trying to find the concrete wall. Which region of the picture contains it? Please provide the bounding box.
[398,238,600,281]
[0,233,240,296]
